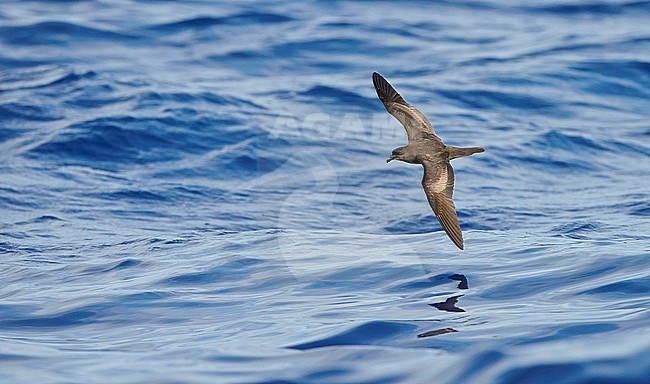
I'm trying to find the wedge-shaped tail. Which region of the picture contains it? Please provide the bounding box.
[448,146,485,160]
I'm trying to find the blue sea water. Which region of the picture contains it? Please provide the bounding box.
[1,0,649,382]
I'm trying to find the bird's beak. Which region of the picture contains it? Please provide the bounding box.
[386,155,396,163]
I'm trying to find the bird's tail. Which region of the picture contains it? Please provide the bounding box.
[448,146,485,159]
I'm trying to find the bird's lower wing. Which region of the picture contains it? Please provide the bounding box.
[431,193,464,250]
[422,162,464,250]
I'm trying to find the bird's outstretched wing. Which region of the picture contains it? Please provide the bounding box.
[372,72,440,143]
[422,161,464,250]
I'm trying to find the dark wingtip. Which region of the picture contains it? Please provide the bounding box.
[450,231,464,250]
[372,72,405,105]
[372,72,384,90]
[433,194,465,251]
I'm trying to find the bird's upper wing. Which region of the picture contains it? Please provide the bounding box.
[421,161,464,250]
[372,72,440,143]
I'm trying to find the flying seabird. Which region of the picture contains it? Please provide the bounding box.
[372,72,484,250]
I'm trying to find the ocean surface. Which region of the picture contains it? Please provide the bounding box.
[1,1,649,383]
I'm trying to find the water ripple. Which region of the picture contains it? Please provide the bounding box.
[0,1,649,383]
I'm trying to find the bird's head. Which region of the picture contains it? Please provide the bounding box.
[387,147,406,163]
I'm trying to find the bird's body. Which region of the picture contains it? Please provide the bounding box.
[372,72,484,250]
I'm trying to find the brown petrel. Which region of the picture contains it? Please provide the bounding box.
[372,72,484,250]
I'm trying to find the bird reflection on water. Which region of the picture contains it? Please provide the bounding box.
[430,295,466,313]
[418,274,469,339]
